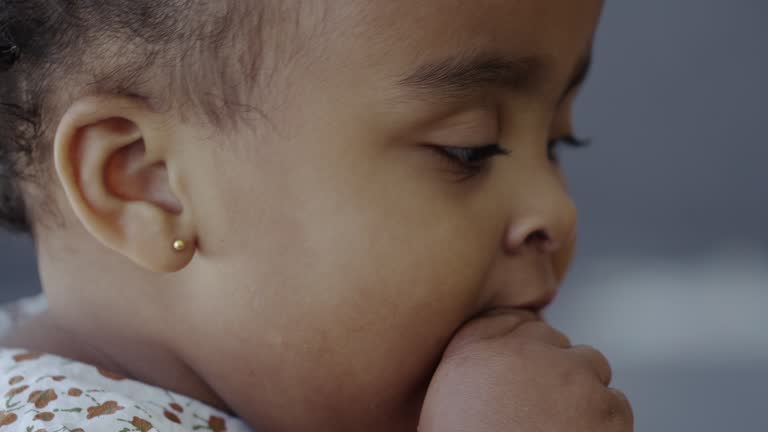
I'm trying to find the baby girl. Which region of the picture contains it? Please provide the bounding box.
[0,0,632,431]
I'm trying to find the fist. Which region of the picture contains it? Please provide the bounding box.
[419,310,633,432]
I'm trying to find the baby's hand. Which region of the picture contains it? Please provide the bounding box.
[419,310,633,432]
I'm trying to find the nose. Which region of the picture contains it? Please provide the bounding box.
[483,170,577,314]
[503,180,577,256]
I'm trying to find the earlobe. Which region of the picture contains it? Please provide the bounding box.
[53,96,196,273]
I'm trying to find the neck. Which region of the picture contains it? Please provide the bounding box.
[1,311,232,413]
[7,227,235,415]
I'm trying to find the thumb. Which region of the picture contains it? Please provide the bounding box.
[442,308,540,359]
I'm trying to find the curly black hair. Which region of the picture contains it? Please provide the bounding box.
[0,0,268,233]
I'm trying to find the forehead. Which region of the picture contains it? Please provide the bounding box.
[284,0,603,107]
[317,0,602,69]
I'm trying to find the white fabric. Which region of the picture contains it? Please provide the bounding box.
[0,296,254,432]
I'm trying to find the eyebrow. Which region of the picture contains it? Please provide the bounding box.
[398,52,592,102]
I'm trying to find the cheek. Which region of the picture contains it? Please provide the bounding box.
[194,149,496,414]
[268,179,488,368]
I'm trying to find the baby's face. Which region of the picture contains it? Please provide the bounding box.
[177,0,603,430]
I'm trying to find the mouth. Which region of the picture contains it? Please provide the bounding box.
[513,291,558,313]
[480,288,558,321]
[478,256,561,320]
[478,301,553,321]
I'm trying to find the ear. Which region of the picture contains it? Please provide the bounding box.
[53,96,196,273]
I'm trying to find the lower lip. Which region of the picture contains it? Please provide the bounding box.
[477,306,542,321]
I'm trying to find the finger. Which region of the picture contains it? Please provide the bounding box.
[604,388,634,430]
[451,308,540,345]
[508,320,572,348]
[569,345,613,385]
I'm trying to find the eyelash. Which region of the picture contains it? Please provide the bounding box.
[432,135,590,180]
[548,136,590,163]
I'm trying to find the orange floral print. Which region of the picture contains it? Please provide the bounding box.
[97,368,127,381]
[12,352,44,362]
[28,389,58,408]
[0,347,247,432]
[86,400,124,419]
[164,410,182,424]
[0,411,17,427]
[131,416,154,432]
[34,412,55,422]
[5,385,28,397]
[209,415,227,432]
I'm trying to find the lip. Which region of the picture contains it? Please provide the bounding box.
[481,257,561,319]
[482,291,557,319]
[477,306,542,322]
[514,291,558,312]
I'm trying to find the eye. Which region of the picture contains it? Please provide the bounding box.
[430,144,509,179]
[548,136,590,163]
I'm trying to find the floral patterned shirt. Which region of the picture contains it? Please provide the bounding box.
[0,296,255,432]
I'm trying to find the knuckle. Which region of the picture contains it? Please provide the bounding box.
[575,344,610,364]
[524,321,572,346]
[574,344,613,383]
[553,329,572,347]
[601,389,634,428]
[540,323,572,344]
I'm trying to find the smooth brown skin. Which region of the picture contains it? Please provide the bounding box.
[2,1,632,431]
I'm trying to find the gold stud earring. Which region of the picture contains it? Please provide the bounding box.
[172,240,187,252]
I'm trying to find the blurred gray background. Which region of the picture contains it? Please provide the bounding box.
[1,1,766,431]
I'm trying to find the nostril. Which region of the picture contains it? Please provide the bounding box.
[524,229,561,253]
[524,230,550,247]
[505,225,561,255]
